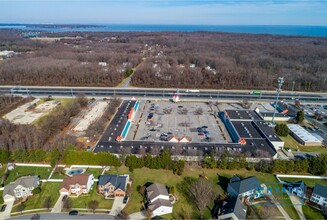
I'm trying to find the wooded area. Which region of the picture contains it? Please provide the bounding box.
[0,30,326,90]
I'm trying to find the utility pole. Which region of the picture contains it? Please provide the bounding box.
[272,77,284,124]
[292,81,295,96]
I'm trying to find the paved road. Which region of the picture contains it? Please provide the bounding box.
[0,200,14,220]
[10,213,115,220]
[1,86,326,103]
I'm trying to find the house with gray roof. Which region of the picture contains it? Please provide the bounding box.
[3,176,40,202]
[227,175,262,199]
[218,197,247,220]
[310,184,327,207]
[97,174,128,198]
[146,183,173,216]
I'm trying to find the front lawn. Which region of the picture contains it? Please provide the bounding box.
[303,205,325,219]
[11,182,61,212]
[69,186,113,209]
[0,164,7,179]
[5,166,52,184]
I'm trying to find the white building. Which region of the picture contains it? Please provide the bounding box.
[3,176,40,202]
[287,124,322,146]
[146,183,173,216]
[310,184,327,207]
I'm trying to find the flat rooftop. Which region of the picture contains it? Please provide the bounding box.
[254,121,282,142]
[232,121,262,139]
[260,112,289,118]
[226,109,261,121]
[99,100,136,142]
[287,124,322,143]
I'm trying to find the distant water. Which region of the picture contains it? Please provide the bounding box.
[0,24,327,37]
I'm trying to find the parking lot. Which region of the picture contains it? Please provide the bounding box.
[127,101,229,143]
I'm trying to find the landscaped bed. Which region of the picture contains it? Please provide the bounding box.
[5,166,52,184]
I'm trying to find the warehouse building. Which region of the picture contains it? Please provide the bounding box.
[287,124,322,146]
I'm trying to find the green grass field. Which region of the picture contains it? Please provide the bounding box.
[84,168,103,179]
[70,186,113,209]
[5,166,52,185]
[302,205,325,219]
[108,166,282,218]
[279,177,327,188]
[0,165,7,179]
[280,135,327,153]
[11,182,61,212]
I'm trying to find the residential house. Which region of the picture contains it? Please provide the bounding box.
[97,174,128,198]
[3,176,40,202]
[310,184,327,207]
[227,175,262,200]
[285,181,306,199]
[59,174,94,197]
[218,197,247,220]
[146,183,173,216]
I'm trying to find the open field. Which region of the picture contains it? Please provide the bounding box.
[280,135,327,152]
[105,166,288,218]
[11,182,61,212]
[129,101,229,143]
[69,186,114,209]
[73,101,108,132]
[279,177,327,188]
[5,166,52,184]
[3,99,60,124]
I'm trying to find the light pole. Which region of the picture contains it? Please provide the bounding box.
[292,80,295,96]
[272,77,284,124]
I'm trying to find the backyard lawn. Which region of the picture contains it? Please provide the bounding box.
[116,166,283,218]
[84,168,103,179]
[11,182,61,212]
[279,177,327,188]
[5,166,52,184]
[302,205,325,219]
[280,135,327,153]
[70,186,113,209]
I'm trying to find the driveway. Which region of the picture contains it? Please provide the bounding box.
[288,194,306,220]
[51,194,64,213]
[109,197,124,216]
[0,200,14,220]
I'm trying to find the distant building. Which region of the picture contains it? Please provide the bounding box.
[218,197,247,220]
[310,184,327,207]
[97,174,128,198]
[146,183,173,216]
[0,50,16,59]
[3,176,40,202]
[98,62,108,67]
[287,124,322,146]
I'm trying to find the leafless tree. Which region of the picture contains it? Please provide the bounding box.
[43,197,52,211]
[194,107,204,115]
[63,198,72,211]
[88,200,99,213]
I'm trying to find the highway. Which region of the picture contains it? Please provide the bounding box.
[0,86,326,102]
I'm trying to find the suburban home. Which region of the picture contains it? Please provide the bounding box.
[285,181,307,199]
[227,175,262,200]
[59,174,94,197]
[146,183,173,216]
[3,176,40,202]
[310,184,327,207]
[218,197,248,220]
[97,174,128,198]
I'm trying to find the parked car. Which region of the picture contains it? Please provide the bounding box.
[123,196,129,204]
[69,210,78,215]
[1,204,7,212]
[198,133,204,136]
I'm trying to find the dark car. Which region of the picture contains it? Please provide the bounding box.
[69,210,78,215]
[62,195,68,201]
[1,204,7,212]
[123,196,129,204]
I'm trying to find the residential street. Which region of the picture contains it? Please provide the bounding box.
[10,213,115,220]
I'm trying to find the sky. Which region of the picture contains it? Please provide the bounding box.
[0,0,326,25]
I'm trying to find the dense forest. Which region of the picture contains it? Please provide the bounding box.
[0,29,326,91]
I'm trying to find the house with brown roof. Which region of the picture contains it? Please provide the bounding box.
[59,174,94,197]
